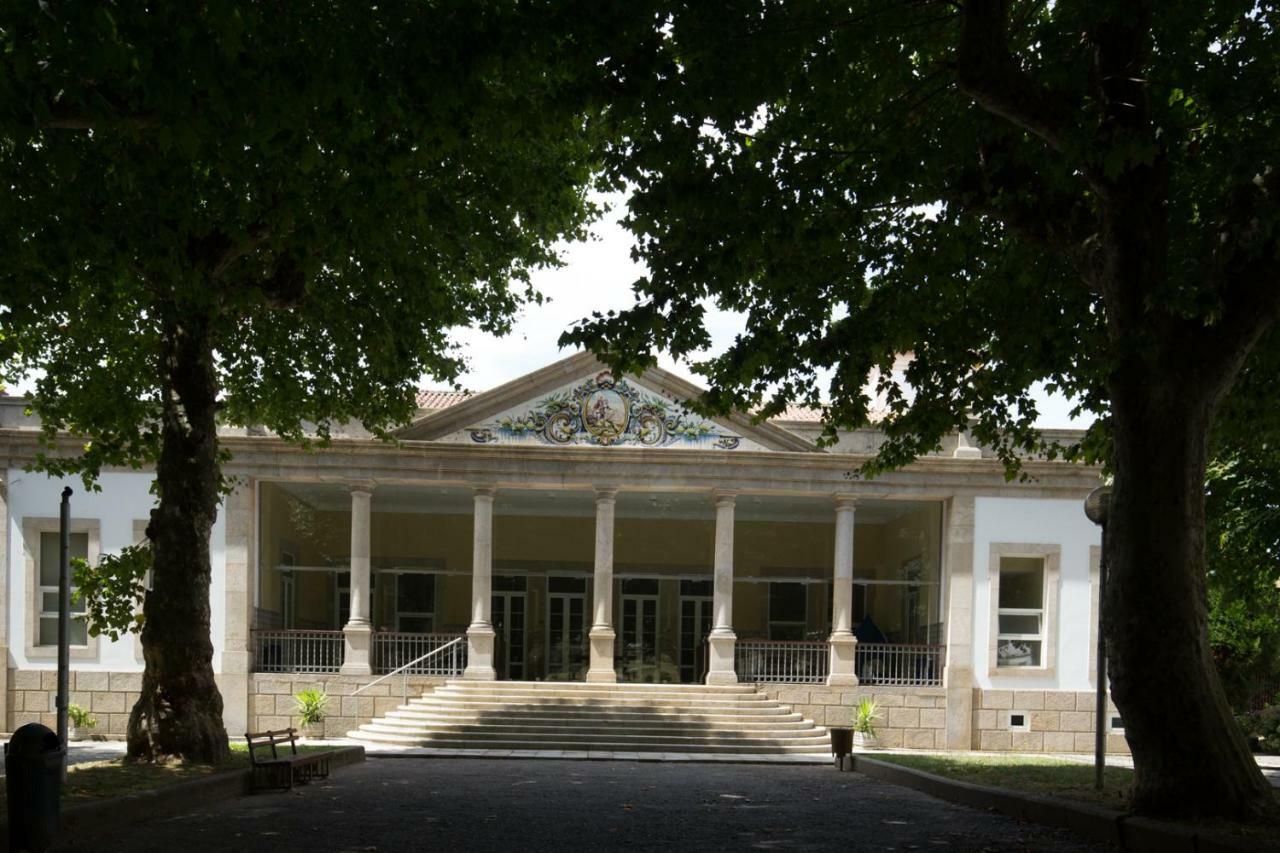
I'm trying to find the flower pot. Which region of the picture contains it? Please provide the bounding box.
[853,731,878,750]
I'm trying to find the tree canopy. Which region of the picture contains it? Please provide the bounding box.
[565,0,1280,820]
[0,0,650,761]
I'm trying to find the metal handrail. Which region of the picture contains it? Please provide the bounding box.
[352,636,465,704]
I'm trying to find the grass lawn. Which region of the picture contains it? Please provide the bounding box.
[871,753,1134,808]
[870,753,1280,845]
[0,741,335,817]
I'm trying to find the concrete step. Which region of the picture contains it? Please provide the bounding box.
[345,730,831,754]
[442,680,759,695]
[363,720,829,740]
[407,696,783,713]
[347,680,826,758]
[383,710,812,728]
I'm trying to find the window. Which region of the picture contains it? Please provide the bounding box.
[996,556,1045,668]
[38,531,89,647]
[768,582,807,641]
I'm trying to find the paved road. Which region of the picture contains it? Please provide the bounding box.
[64,758,1112,853]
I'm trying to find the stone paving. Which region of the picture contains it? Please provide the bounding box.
[67,757,1114,853]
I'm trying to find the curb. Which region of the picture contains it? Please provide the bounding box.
[850,756,1272,852]
[2,745,365,852]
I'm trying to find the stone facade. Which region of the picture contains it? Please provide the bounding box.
[972,688,1129,755]
[761,684,948,750]
[248,673,447,739]
[6,669,142,736]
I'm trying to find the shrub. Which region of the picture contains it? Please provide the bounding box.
[294,688,329,727]
[1237,706,1280,753]
[67,703,97,729]
[853,698,881,737]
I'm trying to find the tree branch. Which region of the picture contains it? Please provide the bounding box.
[954,0,1074,150]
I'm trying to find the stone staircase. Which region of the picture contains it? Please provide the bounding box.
[347,680,830,756]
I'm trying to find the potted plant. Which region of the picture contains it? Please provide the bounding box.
[294,688,328,739]
[852,697,881,750]
[67,703,97,741]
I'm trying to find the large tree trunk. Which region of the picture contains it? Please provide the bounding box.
[1107,371,1275,819]
[127,310,230,763]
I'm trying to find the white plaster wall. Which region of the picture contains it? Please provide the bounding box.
[6,470,227,673]
[972,497,1099,691]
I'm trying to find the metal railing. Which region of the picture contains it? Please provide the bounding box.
[735,640,830,684]
[856,643,945,687]
[373,632,467,676]
[355,636,466,704]
[252,629,345,674]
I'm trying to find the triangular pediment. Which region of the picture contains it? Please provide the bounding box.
[396,352,815,453]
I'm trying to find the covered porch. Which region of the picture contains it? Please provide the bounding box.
[250,482,945,688]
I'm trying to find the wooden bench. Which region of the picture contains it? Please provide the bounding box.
[245,728,333,791]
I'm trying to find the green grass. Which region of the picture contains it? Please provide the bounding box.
[870,753,1280,845]
[872,753,1135,808]
[0,741,336,817]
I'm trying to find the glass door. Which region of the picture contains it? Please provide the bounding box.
[679,580,713,683]
[619,579,660,682]
[492,575,528,681]
[546,576,587,680]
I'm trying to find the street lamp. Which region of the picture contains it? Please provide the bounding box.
[1083,485,1111,791]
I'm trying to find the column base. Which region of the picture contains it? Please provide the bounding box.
[827,632,858,687]
[705,631,738,685]
[463,624,496,680]
[586,627,617,682]
[339,623,373,676]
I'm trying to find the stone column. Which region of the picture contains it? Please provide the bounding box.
[943,495,976,749]
[706,490,738,685]
[587,487,618,682]
[463,486,497,680]
[0,475,9,732]
[215,479,256,734]
[827,495,859,687]
[340,484,375,675]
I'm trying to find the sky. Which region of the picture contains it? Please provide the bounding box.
[451,194,1094,430]
[8,193,1093,430]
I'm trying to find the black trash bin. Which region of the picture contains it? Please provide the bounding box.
[5,722,64,853]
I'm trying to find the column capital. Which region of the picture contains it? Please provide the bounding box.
[593,486,618,502]
[834,494,859,511]
[347,479,376,496]
[472,485,497,500]
[712,489,737,508]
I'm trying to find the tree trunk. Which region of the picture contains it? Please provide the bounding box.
[126,309,230,763]
[1107,373,1275,819]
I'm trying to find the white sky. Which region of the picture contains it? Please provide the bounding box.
[452,194,1094,430]
[8,193,1092,430]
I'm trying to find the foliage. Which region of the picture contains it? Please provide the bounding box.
[1237,708,1280,755]
[67,703,97,729]
[294,689,328,727]
[0,1,650,762]
[72,543,151,643]
[0,1,647,480]
[562,0,1280,818]
[1207,330,1280,709]
[852,698,881,737]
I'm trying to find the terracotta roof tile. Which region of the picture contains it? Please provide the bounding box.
[415,389,471,410]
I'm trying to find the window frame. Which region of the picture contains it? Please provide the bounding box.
[767,580,808,641]
[23,517,101,661]
[987,543,1060,678]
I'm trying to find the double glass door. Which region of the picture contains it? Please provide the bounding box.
[679,580,713,683]
[547,576,588,680]
[619,579,660,682]
[492,576,527,681]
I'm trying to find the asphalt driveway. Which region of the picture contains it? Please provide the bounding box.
[66,757,1113,853]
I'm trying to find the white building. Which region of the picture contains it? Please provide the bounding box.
[1,352,1122,754]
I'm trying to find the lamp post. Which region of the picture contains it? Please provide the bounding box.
[1083,485,1111,791]
[57,486,72,780]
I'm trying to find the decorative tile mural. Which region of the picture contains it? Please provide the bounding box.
[467,371,742,449]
